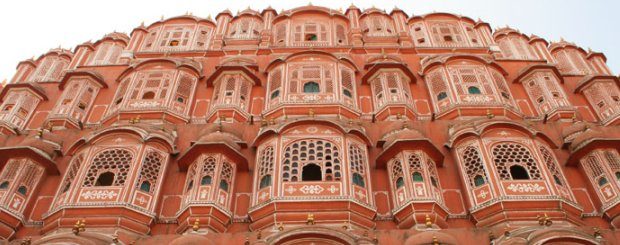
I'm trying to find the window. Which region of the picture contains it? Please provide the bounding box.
[305,34,318,41]
[343,89,352,98]
[474,175,485,187]
[509,165,530,180]
[437,92,448,101]
[412,172,424,182]
[140,181,151,192]
[219,180,229,191]
[0,181,8,189]
[468,86,481,94]
[396,177,405,188]
[303,82,320,93]
[142,91,155,99]
[259,175,271,189]
[187,180,194,191]
[17,186,27,195]
[201,176,212,185]
[282,139,341,182]
[302,164,322,181]
[431,177,438,188]
[95,172,115,186]
[270,90,280,99]
[83,149,133,187]
[492,143,542,181]
[352,173,365,187]
[599,177,608,186]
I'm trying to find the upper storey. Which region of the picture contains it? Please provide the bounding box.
[408,13,493,49]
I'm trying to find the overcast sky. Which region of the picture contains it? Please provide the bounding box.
[0,0,618,82]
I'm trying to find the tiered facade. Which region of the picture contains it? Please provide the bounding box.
[0,4,619,245]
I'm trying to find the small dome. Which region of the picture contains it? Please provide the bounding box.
[19,131,62,158]
[170,234,214,245]
[196,131,242,151]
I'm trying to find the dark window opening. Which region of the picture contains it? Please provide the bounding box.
[417,38,425,43]
[17,186,27,195]
[270,90,280,99]
[78,102,87,110]
[62,183,71,193]
[443,35,453,42]
[599,177,608,186]
[219,180,229,191]
[115,97,123,105]
[509,165,530,180]
[201,175,212,186]
[613,96,620,102]
[352,173,365,187]
[468,86,481,94]
[501,92,510,99]
[437,92,448,101]
[343,89,352,98]
[302,163,322,181]
[305,34,318,41]
[0,181,8,189]
[95,172,115,186]
[553,175,563,186]
[140,181,151,192]
[177,97,185,103]
[259,175,272,189]
[395,177,405,188]
[412,172,424,182]
[142,91,155,99]
[474,175,485,187]
[303,82,320,93]
[169,40,180,46]
[598,101,605,108]
[537,97,545,103]
[616,172,620,181]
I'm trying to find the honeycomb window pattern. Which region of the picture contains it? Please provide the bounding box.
[390,159,404,188]
[461,145,487,187]
[492,143,542,180]
[61,154,84,193]
[83,148,133,187]
[200,156,217,184]
[258,146,275,180]
[282,139,341,182]
[136,150,165,194]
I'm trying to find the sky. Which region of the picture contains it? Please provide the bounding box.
[0,0,618,82]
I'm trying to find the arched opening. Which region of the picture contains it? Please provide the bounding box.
[598,177,608,186]
[271,90,280,99]
[467,86,481,94]
[509,165,530,180]
[0,181,8,189]
[343,89,352,98]
[169,40,180,46]
[305,34,318,41]
[437,92,448,101]
[396,177,405,188]
[17,186,27,195]
[140,181,151,192]
[553,175,563,186]
[412,172,424,182]
[303,82,320,93]
[201,175,212,185]
[352,173,365,187]
[431,177,438,187]
[219,180,229,191]
[259,175,272,189]
[474,175,485,187]
[142,91,156,99]
[95,172,115,186]
[616,172,620,181]
[302,164,322,181]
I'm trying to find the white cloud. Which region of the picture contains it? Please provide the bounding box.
[0,0,618,81]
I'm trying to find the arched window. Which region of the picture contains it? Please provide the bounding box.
[599,177,608,186]
[396,177,405,188]
[352,173,365,187]
[219,180,229,191]
[460,144,488,188]
[83,149,133,187]
[492,143,542,181]
[302,164,322,181]
[282,139,341,182]
[616,172,620,181]
[437,92,448,101]
[142,91,156,99]
[0,181,8,189]
[468,86,481,94]
[509,165,530,180]
[186,180,194,191]
[430,177,439,188]
[201,176,212,185]
[474,175,485,187]
[412,172,424,182]
[17,186,27,195]
[140,181,151,192]
[95,172,115,186]
[303,81,320,93]
[259,175,271,189]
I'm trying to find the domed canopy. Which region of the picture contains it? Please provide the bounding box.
[0,131,63,174]
[177,124,247,171]
[566,125,620,165]
[375,126,444,168]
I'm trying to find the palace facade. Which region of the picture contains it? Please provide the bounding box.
[0,4,619,245]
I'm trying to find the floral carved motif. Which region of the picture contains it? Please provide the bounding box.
[506,183,545,193]
[80,190,118,200]
[299,185,324,194]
